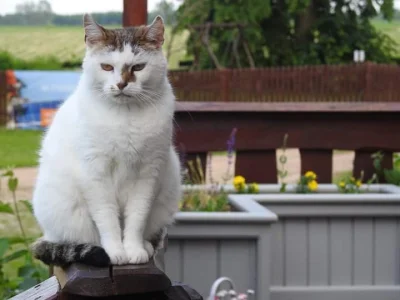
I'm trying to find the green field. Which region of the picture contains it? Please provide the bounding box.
[0,26,189,69]
[0,129,42,168]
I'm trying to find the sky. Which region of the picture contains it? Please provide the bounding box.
[0,0,182,15]
[0,0,399,15]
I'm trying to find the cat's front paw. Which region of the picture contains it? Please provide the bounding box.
[105,245,128,265]
[124,243,150,264]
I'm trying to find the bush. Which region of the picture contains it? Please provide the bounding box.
[0,51,80,70]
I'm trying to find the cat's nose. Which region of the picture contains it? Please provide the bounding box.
[117,82,128,90]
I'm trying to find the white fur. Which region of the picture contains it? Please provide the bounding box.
[32,18,181,265]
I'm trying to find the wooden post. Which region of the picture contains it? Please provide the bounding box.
[123,0,148,27]
[0,71,7,126]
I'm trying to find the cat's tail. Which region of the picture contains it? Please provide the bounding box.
[31,238,110,267]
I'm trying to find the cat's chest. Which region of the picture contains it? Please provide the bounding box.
[79,106,170,172]
[99,125,151,157]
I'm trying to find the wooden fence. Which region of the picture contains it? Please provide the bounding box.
[174,102,400,183]
[169,63,400,102]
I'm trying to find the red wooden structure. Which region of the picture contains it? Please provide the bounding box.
[174,102,399,183]
[169,63,400,102]
[123,0,148,26]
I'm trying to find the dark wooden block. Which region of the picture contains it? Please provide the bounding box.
[55,258,171,297]
[300,149,333,183]
[236,150,277,183]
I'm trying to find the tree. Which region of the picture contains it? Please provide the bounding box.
[148,0,177,26]
[176,0,397,68]
[14,0,53,25]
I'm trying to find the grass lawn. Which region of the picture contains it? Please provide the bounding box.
[0,129,42,169]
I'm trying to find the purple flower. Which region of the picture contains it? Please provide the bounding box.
[227,128,237,164]
[226,128,237,176]
[207,151,214,184]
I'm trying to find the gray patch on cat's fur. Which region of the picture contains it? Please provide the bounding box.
[84,14,164,53]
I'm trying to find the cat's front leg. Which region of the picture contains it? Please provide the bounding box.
[83,177,128,265]
[123,177,157,264]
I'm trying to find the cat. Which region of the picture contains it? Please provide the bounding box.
[31,14,181,267]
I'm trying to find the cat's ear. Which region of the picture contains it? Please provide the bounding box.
[144,16,165,49]
[83,14,108,46]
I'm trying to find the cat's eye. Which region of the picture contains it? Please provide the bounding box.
[131,63,146,73]
[101,64,114,71]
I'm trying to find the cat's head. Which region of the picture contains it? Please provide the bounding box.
[82,14,167,104]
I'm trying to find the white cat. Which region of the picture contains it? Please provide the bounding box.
[31,14,181,266]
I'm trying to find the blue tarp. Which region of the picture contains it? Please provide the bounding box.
[13,70,81,129]
[15,70,81,103]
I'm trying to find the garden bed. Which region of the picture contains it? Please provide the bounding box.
[231,183,400,300]
[164,194,277,299]
[166,183,400,300]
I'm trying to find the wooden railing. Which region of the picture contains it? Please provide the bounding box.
[174,102,400,183]
[169,63,400,102]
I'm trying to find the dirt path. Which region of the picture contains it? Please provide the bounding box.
[0,167,38,203]
[0,151,355,202]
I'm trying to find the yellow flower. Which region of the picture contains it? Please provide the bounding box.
[351,176,355,182]
[233,175,246,191]
[308,180,318,191]
[305,171,317,180]
[249,183,259,193]
[233,175,245,186]
[356,180,362,187]
[339,181,346,188]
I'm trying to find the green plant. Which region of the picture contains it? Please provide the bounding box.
[180,188,230,212]
[181,154,230,211]
[180,128,259,212]
[277,133,289,193]
[297,171,318,193]
[0,168,47,298]
[337,172,363,193]
[372,151,400,185]
[181,154,231,212]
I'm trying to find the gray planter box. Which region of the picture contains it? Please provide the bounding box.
[230,184,400,300]
[164,194,278,300]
